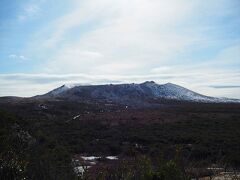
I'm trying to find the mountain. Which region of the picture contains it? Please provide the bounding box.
[35,81,240,105]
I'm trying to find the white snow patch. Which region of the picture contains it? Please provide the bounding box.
[81,156,100,161]
[106,156,118,160]
[74,166,90,176]
[73,114,80,120]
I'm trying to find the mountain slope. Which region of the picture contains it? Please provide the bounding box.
[35,81,240,105]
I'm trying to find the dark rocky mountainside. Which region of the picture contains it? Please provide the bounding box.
[35,81,240,105]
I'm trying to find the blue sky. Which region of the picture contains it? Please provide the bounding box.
[0,0,240,98]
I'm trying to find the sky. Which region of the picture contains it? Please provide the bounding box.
[0,0,240,98]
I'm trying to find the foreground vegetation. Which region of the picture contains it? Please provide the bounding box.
[0,101,240,179]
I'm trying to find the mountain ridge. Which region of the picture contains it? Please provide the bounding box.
[35,81,240,105]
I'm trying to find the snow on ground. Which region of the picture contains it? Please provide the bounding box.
[73,115,80,120]
[81,156,100,161]
[106,156,118,160]
[74,166,90,176]
[72,155,119,176]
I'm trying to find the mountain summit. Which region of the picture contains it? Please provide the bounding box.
[37,81,239,105]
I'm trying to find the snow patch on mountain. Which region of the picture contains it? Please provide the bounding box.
[48,83,92,96]
[49,85,72,96]
[42,81,240,103]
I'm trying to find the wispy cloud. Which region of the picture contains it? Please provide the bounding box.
[32,0,196,74]
[18,3,41,21]
[24,0,239,76]
[9,54,29,61]
[210,85,240,89]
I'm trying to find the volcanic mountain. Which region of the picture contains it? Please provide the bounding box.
[35,81,239,105]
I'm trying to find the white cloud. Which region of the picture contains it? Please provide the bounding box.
[18,2,42,21]
[32,0,201,75]
[19,55,29,60]
[9,54,18,59]
[33,0,239,76]
[8,54,29,61]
